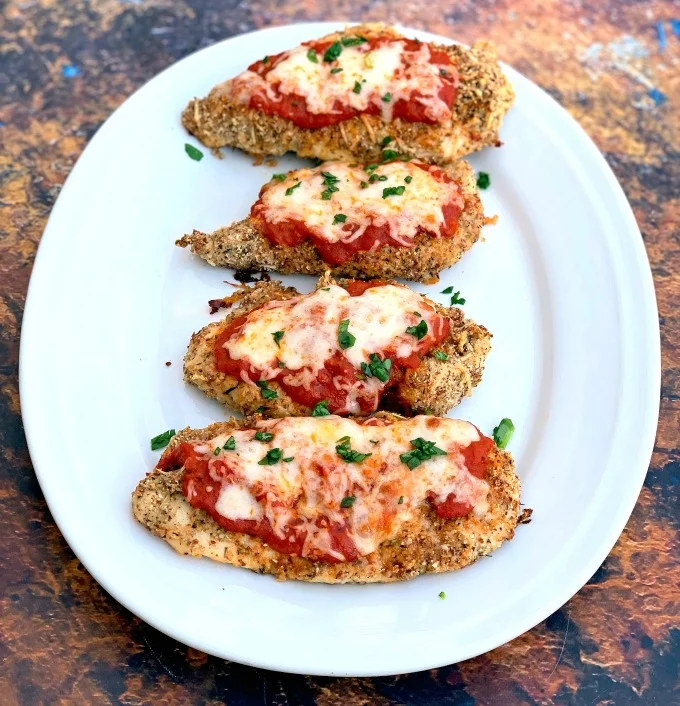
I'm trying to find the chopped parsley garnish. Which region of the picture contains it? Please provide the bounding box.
[283,456,294,462]
[307,49,319,63]
[320,171,340,200]
[404,175,412,184]
[272,330,284,347]
[184,144,203,161]
[433,350,449,361]
[323,41,342,62]
[400,437,447,470]
[258,448,283,465]
[340,496,356,508]
[341,35,366,47]
[278,360,286,368]
[450,291,466,305]
[476,172,490,189]
[365,163,379,172]
[254,431,274,442]
[398,496,405,505]
[150,429,175,451]
[311,400,330,416]
[272,173,287,181]
[406,319,428,340]
[336,437,372,464]
[492,418,515,449]
[213,447,220,456]
[383,186,406,199]
[360,180,368,189]
[330,67,343,74]
[382,93,392,102]
[256,380,278,399]
[360,353,392,382]
[353,81,362,94]
[262,55,270,63]
[321,287,331,291]
[441,286,454,294]
[381,136,393,146]
[439,591,446,600]
[413,311,422,317]
[333,213,347,224]
[285,181,301,196]
[223,436,236,451]
[381,149,399,162]
[337,319,356,349]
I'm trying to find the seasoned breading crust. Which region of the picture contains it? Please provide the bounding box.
[181,24,514,164]
[183,275,491,418]
[176,159,483,284]
[132,415,520,583]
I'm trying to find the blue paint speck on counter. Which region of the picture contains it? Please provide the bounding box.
[656,21,666,51]
[648,87,667,106]
[62,65,80,78]
[670,19,680,37]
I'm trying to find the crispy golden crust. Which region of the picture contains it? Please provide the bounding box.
[131,416,521,583]
[176,159,484,284]
[183,275,491,418]
[181,24,515,164]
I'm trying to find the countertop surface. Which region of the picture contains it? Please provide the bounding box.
[1,1,678,704]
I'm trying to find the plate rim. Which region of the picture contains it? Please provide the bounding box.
[19,21,661,676]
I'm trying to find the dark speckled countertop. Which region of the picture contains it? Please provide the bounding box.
[1,1,678,704]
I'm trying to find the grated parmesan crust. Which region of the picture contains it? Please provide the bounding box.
[183,274,491,419]
[176,159,484,284]
[132,414,520,583]
[181,24,515,164]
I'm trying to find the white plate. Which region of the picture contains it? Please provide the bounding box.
[20,23,660,676]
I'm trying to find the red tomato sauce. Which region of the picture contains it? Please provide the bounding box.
[251,162,464,266]
[213,282,450,414]
[157,440,359,563]
[244,37,457,129]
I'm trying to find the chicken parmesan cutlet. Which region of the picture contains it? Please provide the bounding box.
[177,158,484,283]
[184,275,491,418]
[133,414,520,582]
[182,23,514,164]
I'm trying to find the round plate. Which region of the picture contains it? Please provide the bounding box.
[20,23,660,676]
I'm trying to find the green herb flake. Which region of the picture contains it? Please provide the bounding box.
[336,438,372,464]
[285,181,302,196]
[223,436,236,451]
[272,330,285,347]
[330,67,343,74]
[382,186,406,199]
[413,311,422,317]
[440,68,449,77]
[439,591,446,600]
[184,144,204,161]
[398,496,404,505]
[381,136,393,146]
[256,380,278,400]
[340,496,356,508]
[341,35,366,47]
[360,180,368,189]
[254,431,274,442]
[381,149,399,162]
[333,213,347,224]
[262,55,270,63]
[441,286,454,294]
[404,175,413,184]
[353,81,362,94]
[433,350,449,361]
[368,173,380,183]
[399,437,447,470]
[258,448,283,465]
[307,49,319,63]
[150,429,175,451]
[283,456,294,463]
[272,173,287,181]
[492,418,515,449]
[311,400,330,417]
[405,319,428,340]
[382,92,392,102]
[321,287,331,291]
[213,447,221,456]
[361,353,391,382]
[278,360,286,368]
[476,172,490,189]
[323,41,343,62]
[337,319,356,349]
[450,291,466,306]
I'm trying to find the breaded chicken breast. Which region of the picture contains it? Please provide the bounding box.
[184,274,491,418]
[133,414,521,582]
[182,24,514,164]
[177,158,484,284]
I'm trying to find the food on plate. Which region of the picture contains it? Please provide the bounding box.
[176,158,483,283]
[181,23,514,164]
[183,275,491,418]
[132,413,520,582]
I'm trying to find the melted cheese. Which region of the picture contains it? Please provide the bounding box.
[222,284,442,413]
[258,161,463,248]
[227,39,453,124]
[200,416,489,559]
